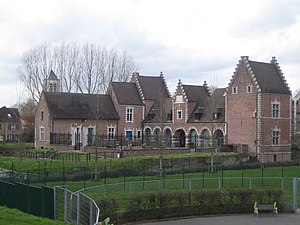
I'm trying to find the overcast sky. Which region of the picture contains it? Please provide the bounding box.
[1,0,300,107]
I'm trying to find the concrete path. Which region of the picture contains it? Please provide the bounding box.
[137,214,300,225]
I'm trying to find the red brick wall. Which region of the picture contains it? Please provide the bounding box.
[226,61,257,155]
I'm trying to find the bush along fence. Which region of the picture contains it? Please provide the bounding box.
[115,189,283,224]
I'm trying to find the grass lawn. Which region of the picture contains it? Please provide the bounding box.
[0,205,69,225]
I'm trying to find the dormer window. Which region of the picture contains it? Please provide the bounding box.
[232,86,238,94]
[213,108,223,120]
[195,107,204,121]
[213,112,218,120]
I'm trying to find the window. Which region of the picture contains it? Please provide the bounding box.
[137,130,141,139]
[8,124,18,130]
[126,107,134,122]
[272,101,280,118]
[232,86,238,94]
[246,85,252,93]
[177,110,182,119]
[41,111,44,121]
[53,83,57,92]
[272,129,280,145]
[49,83,53,92]
[40,127,45,141]
[108,127,115,139]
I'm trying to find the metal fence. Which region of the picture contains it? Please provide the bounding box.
[0,180,54,219]
[54,186,100,225]
[80,176,299,210]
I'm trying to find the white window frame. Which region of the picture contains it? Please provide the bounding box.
[271,100,280,118]
[40,126,45,141]
[107,126,115,139]
[177,110,182,119]
[272,127,280,145]
[126,107,134,122]
[136,129,142,139]
[246,84,252,93]
[232,86,238,94]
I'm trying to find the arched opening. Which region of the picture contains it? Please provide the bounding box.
[201,129,210,147]
[145,128,151,146]
[154,128,162,148]
[164,128,172,148]
[174,129,186,147]
[190,129,198,148]
[214,129,224,147]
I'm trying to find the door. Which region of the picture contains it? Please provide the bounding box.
[75,127,81,150]
[87,128,94,146]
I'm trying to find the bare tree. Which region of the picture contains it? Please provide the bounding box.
[18,42,137,103]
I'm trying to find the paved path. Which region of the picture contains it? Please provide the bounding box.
[137,214,300,225]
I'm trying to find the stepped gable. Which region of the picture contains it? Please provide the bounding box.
[228,56,290,95]
[111,82,144,105]
[137,74,171,100]
[43,91,119,120]
[131,72,145,102]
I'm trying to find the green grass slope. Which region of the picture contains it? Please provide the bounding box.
[0,205,69,225]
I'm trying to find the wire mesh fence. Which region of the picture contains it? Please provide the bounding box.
[80,176,296,205]
[54,186,100,225]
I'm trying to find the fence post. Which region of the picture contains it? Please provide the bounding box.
[293,177,297,212]
[64,188,68,222]
[53,187,57,220]
[77,192,80,225]
[89,200,93,225]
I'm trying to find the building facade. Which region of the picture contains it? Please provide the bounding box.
[35,57,292,161]
[226,56,291,162]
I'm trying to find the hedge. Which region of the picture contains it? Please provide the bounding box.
[113,188,282,223]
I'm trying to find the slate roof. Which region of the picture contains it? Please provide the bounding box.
[110,82,143,105]
[248,60,290,94]
[138,76,171,99]
[182,85,209,106]
[181,85,225,123]
[0,106,20,123]
[48,70,59,80]
[43,92,119,120]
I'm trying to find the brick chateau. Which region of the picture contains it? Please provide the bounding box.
[35,56,292,162]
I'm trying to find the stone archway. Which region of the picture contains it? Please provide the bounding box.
[153,128,162,147]
[164,128,172,148]
[189,129,198,148]
[201,129,211,147]
[214,129,224,147]
[174,129,186,147]
[144,128,151,146]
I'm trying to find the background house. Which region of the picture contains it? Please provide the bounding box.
[0,106,21,142]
